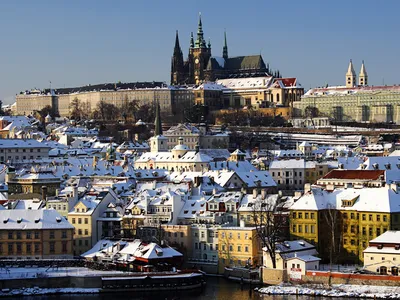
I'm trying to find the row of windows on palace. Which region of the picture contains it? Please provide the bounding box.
[0,241,68,255]
[2,155,43,161]
[193,231,251,240]
[194,242,251,253]
[1,231,68,239]
[292,212,393,222]
[292,224,388,236]
[0,149,43,153]
[272,171,303,177]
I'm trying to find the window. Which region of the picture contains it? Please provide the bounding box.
[298,225,302,233]
[377,215,381,222]
[85,218,88,224]
[310,225,315,233]
[369,227,373,236]
[377,228,381,236]
[292,212,296,219]
[26,232,31,239]
[16,243,22,254]
[16,232,21,240]
[292,225,296,233]
[245,246,249,252]
[238,245,241,252]
[298,213,303,219]
[305,213,309,219]
[78,229,82,235]
[351,213,354,219]
[383,215,387,222]
[26,243,31,253]
[35,243,40,253]
[8,243,13,254]
[351,239,355,245]
[362,214,366,221]
[62,242,67,253]
[8,232,13,239]
[216,244,218,250]
[34,231,39,239]
[222,245,225,251]
[49,242,55,253]
[50,231,55,239]
[195,243,198,250]
[85,239,89,246]
[62,231,67,239]
[210,244,213,251]
[362,227,366,235]
[78,218,82,224]
[305,225,308,233]
[311,213,315,219]
[203,243,206,250]
[351,225,355,233]
[229,245,233,251]
[84,229,89,236]
[72,218,75,224]
[369,214,373,221]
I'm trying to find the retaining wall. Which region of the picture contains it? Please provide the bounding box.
[302,271,400,286]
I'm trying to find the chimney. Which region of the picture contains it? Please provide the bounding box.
[253,188,258,198]
[72,185,78,202]
[261,188,267,200]
[304,183,311,194]
[41,186,48,201]
[391,183,399,194]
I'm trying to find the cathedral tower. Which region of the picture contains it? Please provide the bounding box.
[190,13,212,84]
[346,59,356,88]
[171,31,184,85]
[359,60,368,86]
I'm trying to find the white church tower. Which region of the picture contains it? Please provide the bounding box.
[345,59,356,88]
[359,60,368,86]
[150,102,168,152]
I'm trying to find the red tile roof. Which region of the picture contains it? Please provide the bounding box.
[322,170,385,180]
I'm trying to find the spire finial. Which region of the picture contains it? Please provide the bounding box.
[208,37,211,48]
[195,12,205,48]
[190,32,194,48]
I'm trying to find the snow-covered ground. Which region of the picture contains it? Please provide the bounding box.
[0,287,100,297]
[0,267,127,279]
[257,283,400,299]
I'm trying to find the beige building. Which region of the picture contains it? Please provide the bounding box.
[294,61,400,123]
[0,139,50,163]
[0,209,74,259]
[16,82,174,117]
[363,231,400,275]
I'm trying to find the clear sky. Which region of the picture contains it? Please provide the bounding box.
[0,0,399,103]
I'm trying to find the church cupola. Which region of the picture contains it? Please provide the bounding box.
[359,60,368,86]
[171,136,189,159]
[222,31,228,60]
[345,59,356,88]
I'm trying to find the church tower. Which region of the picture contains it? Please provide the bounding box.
[150,102,168,152]
[189,13,212,84]
[359,60,368,86]
[171,31,184,85]
[345,59,356,88]
[222,31,228,60]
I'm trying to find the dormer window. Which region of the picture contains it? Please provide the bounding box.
[17,218,22,223]
[34,218,40,223]
[3,218,8,224]
[56,217,62,223]
[395,245,400,250]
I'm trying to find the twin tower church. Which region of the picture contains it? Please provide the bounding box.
[170,14,279,85]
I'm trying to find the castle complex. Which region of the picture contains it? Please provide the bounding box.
[171,14,274,85]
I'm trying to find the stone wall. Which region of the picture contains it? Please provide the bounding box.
[262,267,288,285]
[302,271,400,286]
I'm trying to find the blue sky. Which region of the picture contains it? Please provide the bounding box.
[0,0,399,103]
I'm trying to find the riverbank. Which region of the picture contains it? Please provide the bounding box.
[257,283,400,299]
[0,287,100,297]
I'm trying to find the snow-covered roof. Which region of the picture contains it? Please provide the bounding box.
[0,139,51,149]
[269,159,305,169]
[290,185,400,213]
[287,255,321,262]
[0,209,73,230]
[368,230,400,244]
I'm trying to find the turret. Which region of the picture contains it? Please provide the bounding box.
[195,13,206,48]
[346,59,356,88]
[150,102,168,152]
[359,60,368,86]
[171,30,184,85]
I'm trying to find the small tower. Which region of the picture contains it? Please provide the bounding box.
[222,31,228,60]
[150,102,168,152]
[346,59,356,88]
[359,60,368,86]
[170,30,184,85]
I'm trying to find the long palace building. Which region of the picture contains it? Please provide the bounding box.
[294,60,400,124]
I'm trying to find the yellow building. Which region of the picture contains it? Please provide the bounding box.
[217,227,261,273]
[290,182,400,264]
[67,189,117,255]
[0,210,74,259]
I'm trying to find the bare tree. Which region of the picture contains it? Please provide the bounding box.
[251,194,286,269]
[323,204,341,273]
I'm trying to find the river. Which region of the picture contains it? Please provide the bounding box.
[18,277,352,300]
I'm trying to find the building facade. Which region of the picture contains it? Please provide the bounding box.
[0,210,74,259]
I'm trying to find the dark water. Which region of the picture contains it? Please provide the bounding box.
[19,277,345,300]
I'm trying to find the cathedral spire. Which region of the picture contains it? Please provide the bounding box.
[222,30,228,60]
[174,30,182,54]
[190,32,194,48]
[195,12,206,48]
[154,101,162,136]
